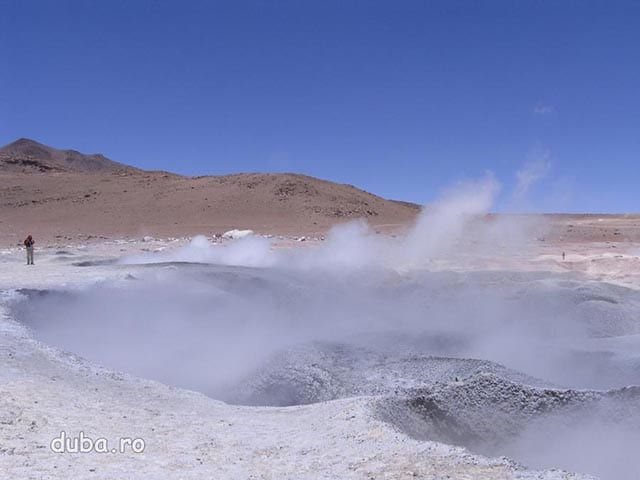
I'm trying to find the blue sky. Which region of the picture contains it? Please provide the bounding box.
[1,1,639,212]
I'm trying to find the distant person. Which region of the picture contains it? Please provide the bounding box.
[562,251,566,261]
[24,234,35,265]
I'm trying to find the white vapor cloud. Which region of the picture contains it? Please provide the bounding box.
[533,104,555,115]
[124,172,512,271]
[514,156,551,199]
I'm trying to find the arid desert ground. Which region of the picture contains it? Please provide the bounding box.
[2,139,640,480]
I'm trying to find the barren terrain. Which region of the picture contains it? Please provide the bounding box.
[0,139,419,245]
[2,138,640,480]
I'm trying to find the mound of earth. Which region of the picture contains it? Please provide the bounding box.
[0,138,420,243]
[0,138,136,173]
[227,342,552,406]
[376,373,640,454]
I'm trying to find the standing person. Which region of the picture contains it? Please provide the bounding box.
[24,234,35,265]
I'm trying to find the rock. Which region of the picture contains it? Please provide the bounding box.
[222,229,254,240]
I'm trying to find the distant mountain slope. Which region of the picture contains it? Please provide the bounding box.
[0,138,137,173]
[0,139,420,241]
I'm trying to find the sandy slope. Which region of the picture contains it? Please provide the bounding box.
[0,170,419,246]
[0,138,420,245]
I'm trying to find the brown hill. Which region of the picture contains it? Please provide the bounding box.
[0,138,138,173]
[0,139,420,243]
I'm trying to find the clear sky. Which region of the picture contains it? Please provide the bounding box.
[1,1,639,212]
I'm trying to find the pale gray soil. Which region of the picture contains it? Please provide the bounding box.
[0,241,603,480]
